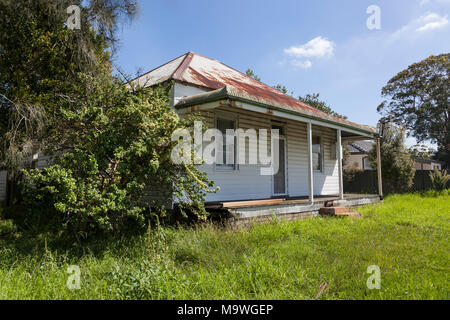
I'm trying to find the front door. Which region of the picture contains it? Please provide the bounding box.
[273,138,286,195]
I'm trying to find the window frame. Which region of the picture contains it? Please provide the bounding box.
[363,156,372,170]
[271,122,288,196]
[312,135,323,172]
[214,112,238,171]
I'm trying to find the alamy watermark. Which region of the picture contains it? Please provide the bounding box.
[171,121,281,176]
[366,265,381,289]
[367,5,381,30]
[67,265,81,290]
[66,5,81,30]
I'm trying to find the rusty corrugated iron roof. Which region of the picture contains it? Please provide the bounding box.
[133,52,376,135]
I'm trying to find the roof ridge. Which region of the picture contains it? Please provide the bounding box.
[171,52,194,80]
[350,143,365,153]
[126,52,188,84]
[178,52,287,93]
[352,141,374,153]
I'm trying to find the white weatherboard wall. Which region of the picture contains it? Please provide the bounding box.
[36,153,51,170]
[311,125,339,196]
[285,122,339,197]
[0,171,7,203]
[198,106,272,202]
[0,153,50,203]
[173,83,208,105]
[194,105,340,202]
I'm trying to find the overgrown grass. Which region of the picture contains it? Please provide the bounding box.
[0,193,448,300]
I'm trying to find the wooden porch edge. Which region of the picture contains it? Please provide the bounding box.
[205,194,380,210]
[216,195,382,220]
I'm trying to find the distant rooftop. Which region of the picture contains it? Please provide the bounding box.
[347,140,375,153]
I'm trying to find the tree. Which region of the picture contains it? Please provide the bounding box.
[21,76,214,236]
[244,68,346,118]
[435,148,450,169]
[273,84,290,94]
[245,69,261,82]
[408,144,434,160]
[1,0,214,235]
[378,54,449,167]
[0,0,137,173]
[298,93,347,119]
[368,123,415,193]
[245,69,291,94]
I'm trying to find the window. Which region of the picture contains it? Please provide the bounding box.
[312,136,322,171]
[31,153,39,169]
[216,117,236,169]
[271,124,285,136]
[363,157,372,170]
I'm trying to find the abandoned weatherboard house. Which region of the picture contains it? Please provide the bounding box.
[0,52,383,220]
[131,52,383,220]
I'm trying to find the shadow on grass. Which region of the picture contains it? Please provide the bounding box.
[0,206,232,267]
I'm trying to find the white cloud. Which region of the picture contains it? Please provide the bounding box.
[420,0,450,5]
[415,12,449,31]
[389,12,449,41]
[291,59,312,69]
[283,37,334,69]
[284,36,335,58]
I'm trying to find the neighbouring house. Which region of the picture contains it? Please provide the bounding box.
[344,140,374,170]
[344,141,444,171]
[412,156,444,171]
[0,153,50,205]
[130,52,383,219]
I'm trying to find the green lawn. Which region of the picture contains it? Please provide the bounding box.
[0,193,449,300]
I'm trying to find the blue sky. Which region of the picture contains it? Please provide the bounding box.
[115,0,449,147]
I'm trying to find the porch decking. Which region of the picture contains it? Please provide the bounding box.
[206,194,381,219]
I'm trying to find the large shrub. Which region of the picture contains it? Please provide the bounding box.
[21,165,145,235]
[429,169,450,191]
[369,123,416,193]
[2,1,215,237]
[21,76,214,237]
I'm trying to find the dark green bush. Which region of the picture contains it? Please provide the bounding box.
[0,219,18,238]
[21,165,145,236]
